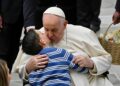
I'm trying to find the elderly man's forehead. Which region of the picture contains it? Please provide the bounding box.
[43,14,62,25]
[43,14,65,26]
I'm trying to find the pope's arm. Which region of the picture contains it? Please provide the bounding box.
[67,25,112,75]
[11,47,31,80]
[80,29,112,75]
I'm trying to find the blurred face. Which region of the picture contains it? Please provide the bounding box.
[42,14,67,43]
[6,65,11,85]
[35,31,50,47]
[0,62,11,86]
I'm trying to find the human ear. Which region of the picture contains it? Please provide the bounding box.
[64,20,68,29]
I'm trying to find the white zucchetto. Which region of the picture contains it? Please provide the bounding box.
[44,7,65,18]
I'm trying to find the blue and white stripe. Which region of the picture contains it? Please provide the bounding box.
[29,47,88,86]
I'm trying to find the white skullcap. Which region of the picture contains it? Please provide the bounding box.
[44,7,65,18]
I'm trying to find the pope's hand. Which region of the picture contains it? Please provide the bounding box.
[112,11,120,24]
[25,54,48,73]
[73,55,94,69]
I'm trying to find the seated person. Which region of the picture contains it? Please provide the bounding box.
[12,7,112,86]
[21,29,88,86]
[0,59,11,86]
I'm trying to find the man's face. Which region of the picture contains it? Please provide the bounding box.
[42,14,67,43]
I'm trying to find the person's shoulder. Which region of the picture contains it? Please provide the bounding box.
[41,47,56,51]
[67,24,95,35]
[44,47,68,54]
[40,48,67,57]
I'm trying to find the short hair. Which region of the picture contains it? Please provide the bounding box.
[22,29,43,55]
[0,59,9,86]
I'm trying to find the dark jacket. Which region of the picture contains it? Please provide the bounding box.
[115,0,120,12]
[35,0,76,28]
[0,0,36,27]
[0,0,22,23]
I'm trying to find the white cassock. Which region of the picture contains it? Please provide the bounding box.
[12,24,113,86]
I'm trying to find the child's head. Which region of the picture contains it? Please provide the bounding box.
[22,29,50,55]
[0,59,11,86]
[22,29,49,55]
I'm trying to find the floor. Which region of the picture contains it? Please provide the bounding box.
[10,0,120,86]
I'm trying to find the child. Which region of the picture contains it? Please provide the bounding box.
[22,29,88,86]
[0,59,11,86]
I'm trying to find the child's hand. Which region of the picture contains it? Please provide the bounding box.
[73,55,94,69]
[25,54,48,73]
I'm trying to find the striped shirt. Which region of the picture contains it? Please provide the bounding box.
[29,47,88,86]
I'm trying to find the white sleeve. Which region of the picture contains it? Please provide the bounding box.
[12,46,31,80]
[17,53,31,80]
[70,27,112,75]
[81,30,112,75]
[11,46,24,73]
